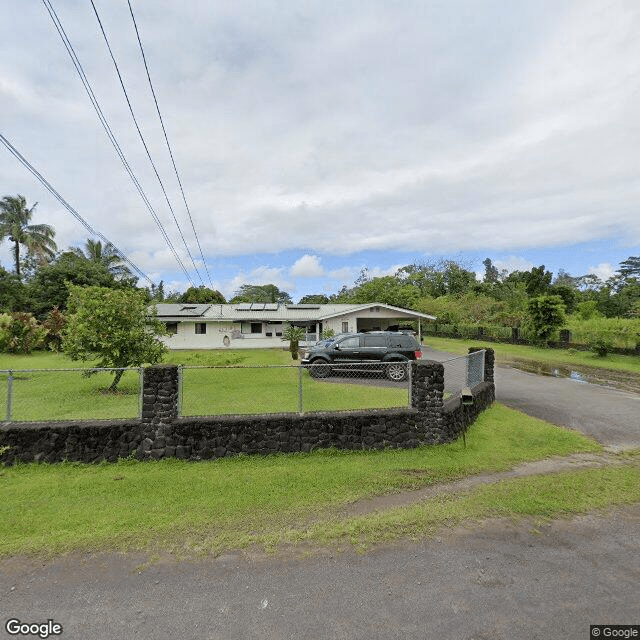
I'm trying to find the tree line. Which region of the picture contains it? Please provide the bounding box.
[2,193,639,365]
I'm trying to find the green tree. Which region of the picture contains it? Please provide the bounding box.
[349,276,420,308]
[298,294,330,304]
[527,295,566,344]
[63,285,167,391]
[0,195,57,278]
[396,260,476,298]
[72,239,132,280]
[231,284,292,304]
[28,251,118,317]
[482,258,500,284]
[179,286,225,304]
[0,266,27,311]
[619,256,640,279]
[549,284,578,314]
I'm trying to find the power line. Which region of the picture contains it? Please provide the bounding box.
[88,0,205,286]
[0,132,154,287]
[41,0,195,286]
[127,0,214,289]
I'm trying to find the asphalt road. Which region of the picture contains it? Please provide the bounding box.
[2,350,639,640]
[2,507,639,640]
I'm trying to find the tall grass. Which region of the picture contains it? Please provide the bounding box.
[566,316,640,349]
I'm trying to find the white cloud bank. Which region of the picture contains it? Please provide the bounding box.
[1,0,638,287]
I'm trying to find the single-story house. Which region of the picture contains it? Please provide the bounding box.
[153,302,436,349]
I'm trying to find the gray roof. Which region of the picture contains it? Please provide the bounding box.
[153,303,435,322]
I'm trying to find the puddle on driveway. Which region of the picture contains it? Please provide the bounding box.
[503,359,640,394]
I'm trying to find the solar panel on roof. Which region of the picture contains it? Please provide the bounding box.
[250,302,266,310]
[236,303,252,311]
[264,303,278,310]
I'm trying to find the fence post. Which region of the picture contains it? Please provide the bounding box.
[178,365,184,418]
[298,365,304,414]
[6,370,13,422]
[138,367,144,419]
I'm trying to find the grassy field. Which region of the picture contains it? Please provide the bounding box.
[0,349,408,421]
[422,335,640,374]
[0,403,604,558]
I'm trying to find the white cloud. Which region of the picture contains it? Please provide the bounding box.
[1,0,638,288]
[492,256,536,275]
[225,266,294,298]
[290,254,325,278]
[588,262,615,281]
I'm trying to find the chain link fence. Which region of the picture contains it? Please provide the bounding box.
[441,350,485,399]
[180,361,413,417]
[2,359,419,422]
[1,367,143,423]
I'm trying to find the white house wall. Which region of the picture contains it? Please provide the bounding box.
[161,321,293,350]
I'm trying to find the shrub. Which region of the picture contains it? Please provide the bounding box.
[0,312,47,354]
[588,336,615,358]
[42,307,66,352]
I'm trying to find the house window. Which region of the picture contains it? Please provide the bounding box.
[165,322,178,335]
[251,323,262,334]
[342,321,349,333]
[195,323,206,334]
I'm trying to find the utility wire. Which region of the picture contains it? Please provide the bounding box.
[41,0,195,286]
[127,0,214,289]
[0,132,154,287]
[88,0,204,286]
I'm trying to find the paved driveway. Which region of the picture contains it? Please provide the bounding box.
[422,347,640,449]
[495,365,640,449]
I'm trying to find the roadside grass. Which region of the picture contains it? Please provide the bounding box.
[291,461,640,552]
[0,403,602,558]
[422,336,640,375]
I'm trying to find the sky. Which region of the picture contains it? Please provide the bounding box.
[1,0,639,301]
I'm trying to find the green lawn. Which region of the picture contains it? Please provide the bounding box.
[0,349,408,421]
[0,353,141,421]
[0,403,604,558]
[422,335,640,374]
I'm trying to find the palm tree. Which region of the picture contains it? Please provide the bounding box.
[72,238,132,280]
[0,195,57,278]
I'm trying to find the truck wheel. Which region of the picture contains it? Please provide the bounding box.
[310,362,332,378]
[385,361,407,382]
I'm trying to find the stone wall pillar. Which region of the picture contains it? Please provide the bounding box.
[411,360,445,441]
[141,364,179,425]
[139,364,179,459]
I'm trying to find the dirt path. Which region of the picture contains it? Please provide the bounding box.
[339,451,627,518]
